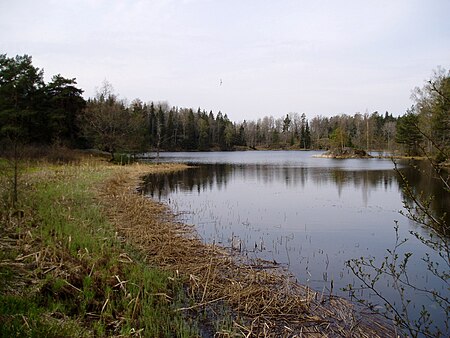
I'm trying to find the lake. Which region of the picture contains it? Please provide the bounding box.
[141,150,449,333]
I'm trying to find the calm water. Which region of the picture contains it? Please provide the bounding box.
[141,151,449,332]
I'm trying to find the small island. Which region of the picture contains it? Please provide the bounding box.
[317,147,373,159]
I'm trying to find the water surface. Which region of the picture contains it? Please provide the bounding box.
[142,150,448,332]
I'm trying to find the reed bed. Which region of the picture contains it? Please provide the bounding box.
[98,163,395,337]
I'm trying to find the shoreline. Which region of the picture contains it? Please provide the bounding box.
[139,147,430,161]
[0,155,395,336]
[99,162,395,336]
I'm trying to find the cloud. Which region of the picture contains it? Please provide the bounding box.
[1,0,449,120]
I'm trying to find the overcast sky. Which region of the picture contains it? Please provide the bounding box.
[1,0,449,121]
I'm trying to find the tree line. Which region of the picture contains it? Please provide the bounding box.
[1,54,449,162]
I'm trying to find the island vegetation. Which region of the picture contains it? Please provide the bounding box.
[1,54,449,336]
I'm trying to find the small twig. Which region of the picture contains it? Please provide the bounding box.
[89,263,95,277]
[114,275,128,294]
[149,292,172,300]
[15,251,40,261]
[21,315,30,329]
[42,266,57,274]
[233,319,252,337]
[201,257,213,302]
[131,288,141,319]
[176,296,228,311]
[118,252,133,263]
[64,280,82,292]
[101,298,109,313]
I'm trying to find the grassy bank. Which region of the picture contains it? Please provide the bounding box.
[0,158,198,337]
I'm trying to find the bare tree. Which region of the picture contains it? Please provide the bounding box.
[345,69,450,337]
[382,121,397,153]
[79,81,141,161]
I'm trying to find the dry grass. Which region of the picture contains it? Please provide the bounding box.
[97,163,396,337]
[0,158,199,337]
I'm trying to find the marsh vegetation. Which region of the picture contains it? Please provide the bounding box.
[142,150,449,336]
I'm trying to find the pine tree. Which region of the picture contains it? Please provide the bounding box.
[0,54,45,142]
[395,111,423,156]
[304,121,311,149]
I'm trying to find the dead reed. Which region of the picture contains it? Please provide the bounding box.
[0,159,198,337]
[97,163,395,337]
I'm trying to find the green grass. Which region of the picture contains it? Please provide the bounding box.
[0,162,199,337]
[0,294,86,338]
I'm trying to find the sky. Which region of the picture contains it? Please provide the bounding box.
[1,0,449,121]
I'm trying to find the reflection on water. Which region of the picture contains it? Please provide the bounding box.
[144,164,399,204]
[399,160,450,228]
[141,151,448,332]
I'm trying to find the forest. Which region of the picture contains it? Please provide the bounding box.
[1,54,449,161]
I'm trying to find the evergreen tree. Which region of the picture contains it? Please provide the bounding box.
[44,74,85,146]
[216,112,226,149]
[184,109,197,150]
[395,111,422,156]
[156,104,166,149]
[208,111,216,146]
[0,54,85,146]
[148,102,157,147]
[300,123,306,148]
[166,108,175,149]
[282,114,291,145]
[304,121,311,149]
[198,115,210,150]
[237,123,246,146]
[0,54,45,142]
[224,123,235,149]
